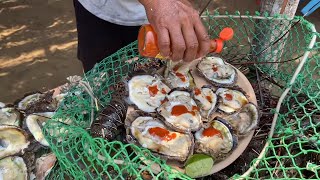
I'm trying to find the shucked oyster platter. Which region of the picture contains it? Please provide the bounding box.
[124,55,259,178]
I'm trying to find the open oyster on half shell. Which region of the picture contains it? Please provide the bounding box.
[0,107,22,127]
[197,56,237,87]
[224,103,260,136]
[216,88,249,114]
[164,61,195,89]
[192,85,218,119]
[156,89,202,132]
[194,117,238,160]
[126,74,171,113]
[125,110,194,162]
[0,156,28,180]
[0,125,30,159]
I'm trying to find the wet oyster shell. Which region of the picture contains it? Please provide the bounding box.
[164,61,196,89]
[0,125,30,159]
[125,110,194,162]
[25,112,55,147]
[35,153,56,180]
[156,89,202,133]
[125,73,171,113]
[224,102,260,136]
[196,56,238,87]
[191,85,218,119]
[194,117,238,161]
[216,87,249,114]
[0,156,28,180]
[0,107,22,127]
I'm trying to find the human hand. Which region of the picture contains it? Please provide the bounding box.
[140,0,211,62]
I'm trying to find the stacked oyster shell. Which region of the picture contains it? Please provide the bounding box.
[0,90,64,180]
[125,56,260,165]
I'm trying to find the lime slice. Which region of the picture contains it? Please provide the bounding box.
[185,154,214,178]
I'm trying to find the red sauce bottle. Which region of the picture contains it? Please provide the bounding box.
[138,24,234,59]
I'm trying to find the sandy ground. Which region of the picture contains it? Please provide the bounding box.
[0,0,319,103]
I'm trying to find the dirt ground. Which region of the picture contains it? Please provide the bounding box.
[0,0,319,103]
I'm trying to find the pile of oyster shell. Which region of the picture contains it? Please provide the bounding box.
[124,56,260,165]
[0,90,66,180]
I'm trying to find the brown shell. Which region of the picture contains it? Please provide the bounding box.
[124,110,194,163]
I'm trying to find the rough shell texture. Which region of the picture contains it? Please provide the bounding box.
[194,117,238,161]
[0,107,22,127]
[196,56,238,87]
[0,125,30,159]
[125,110,194,162]
[156,90,202,133]
[0,156,28,180]
[224,102,260,136]
[35,153,57,180]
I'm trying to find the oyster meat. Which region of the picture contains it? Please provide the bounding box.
[25,112,55,146]
[197,56,237,87]
[216,88,249,114]
[164,62,195,89]
[194,118,237,159]
[225,103,259,135]
[0,107,22,127]
[125,112,194,162]
[192,86,218,119]
[0,156,28,180]
[157,90,202,132]
[127,74,171,113]
[0,125,30,159]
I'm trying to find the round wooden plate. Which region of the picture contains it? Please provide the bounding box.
[126,57,257,177]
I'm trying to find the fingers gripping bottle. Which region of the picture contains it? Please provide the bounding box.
[138,24,234,59]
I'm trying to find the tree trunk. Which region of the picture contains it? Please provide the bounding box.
[252,0,299,72]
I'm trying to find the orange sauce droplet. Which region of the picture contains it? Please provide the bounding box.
[225,93,233,101]
[173,66,179,72]
[206,96,212,103]
[192,106,200,111]
[148,85,159,97]
[194,88,201,96]
[212,65,218,72]
[175,72,186,82]
[171,105,196,116]
[202,127,223,139]
[160,98,168,105]
[161,88,167,94]
[148,127,177,141]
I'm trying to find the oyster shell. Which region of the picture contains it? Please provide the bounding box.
[156,90,202,132]
[164,62,195,89]
[0,125,30,159]
[0,156,28,180]
[16,92,42,111]
[0,107,22,127]
[216,88,249,114]
[192,85,218,119]
[196,56,237,87]
[224,103,260,136]
[0,102,4,108]
[125,110,194,162]
[194,117,238,160]
[35,153,56,180]
[127,74,171,113]
[25,112,55,146]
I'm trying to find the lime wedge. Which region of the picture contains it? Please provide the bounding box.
[185,154,214,178]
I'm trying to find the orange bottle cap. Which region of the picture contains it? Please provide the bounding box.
[219,27,234,41]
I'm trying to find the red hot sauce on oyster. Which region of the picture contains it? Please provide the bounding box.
[224,93,233,101]
[171,105,199,116]
[148,85,159,96]
[202,127,223,139]
[148,127,177,141]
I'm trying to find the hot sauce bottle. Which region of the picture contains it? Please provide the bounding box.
[138,24,234,59]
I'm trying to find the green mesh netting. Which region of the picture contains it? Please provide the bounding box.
[43,11,320,179]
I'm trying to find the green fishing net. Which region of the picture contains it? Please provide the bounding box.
[43,11,320,179]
